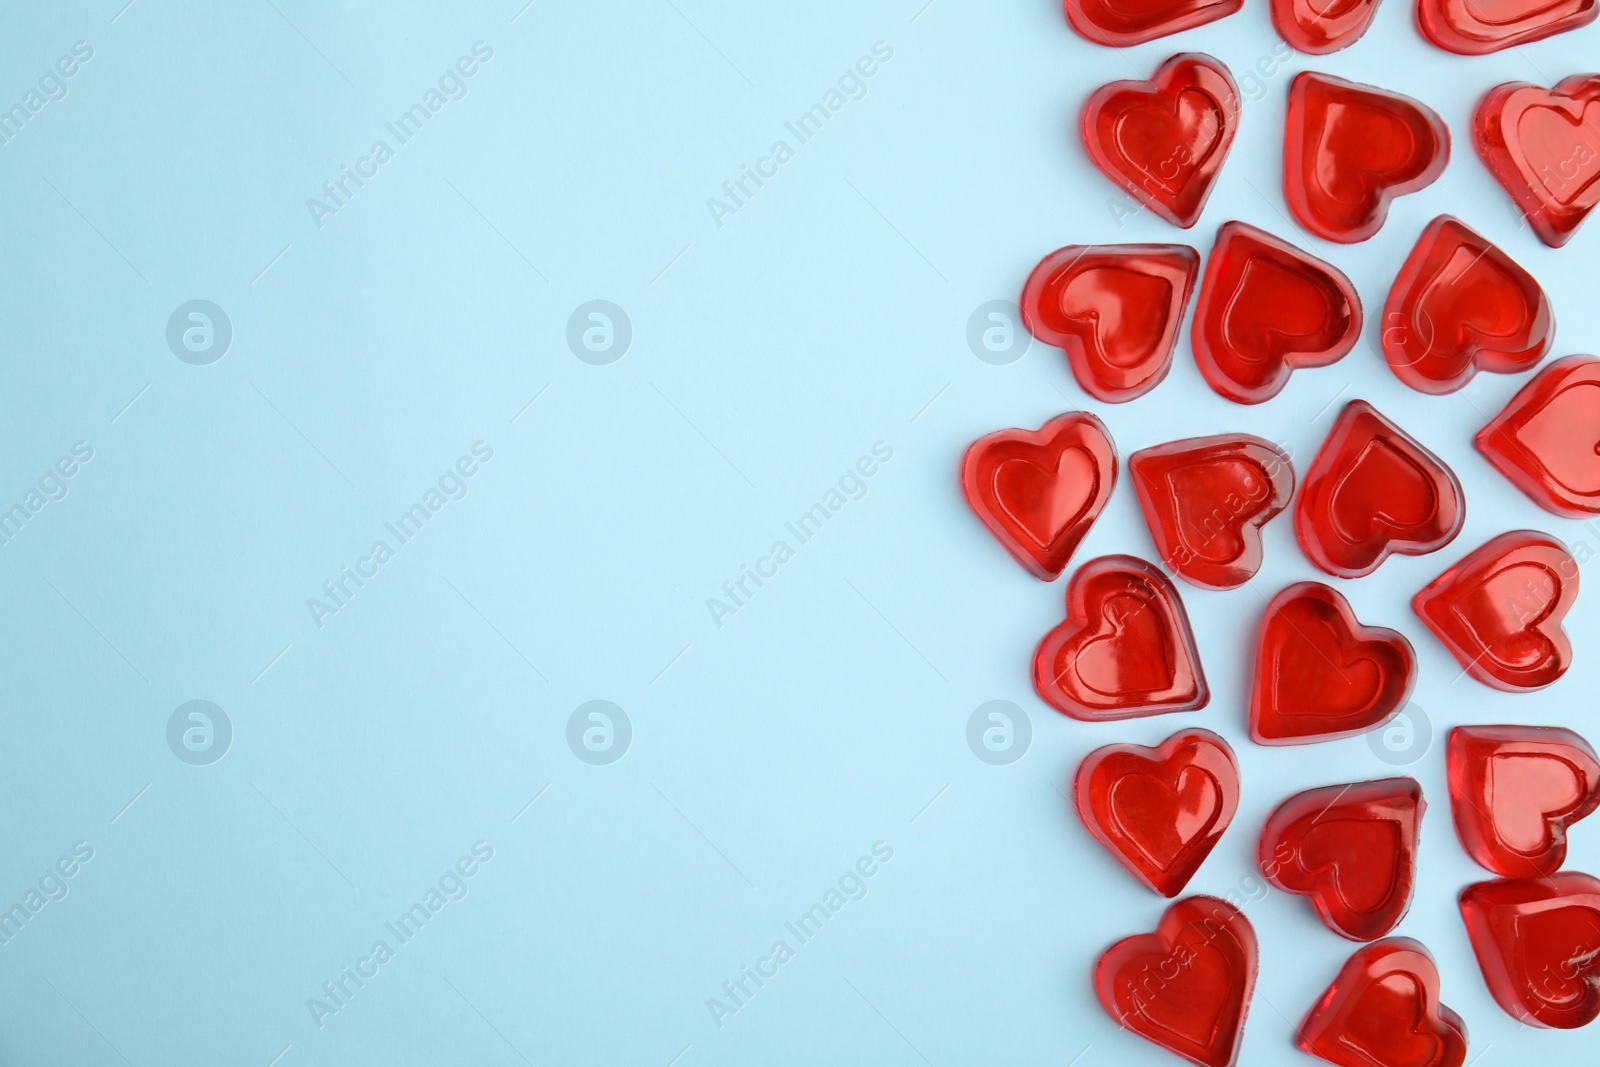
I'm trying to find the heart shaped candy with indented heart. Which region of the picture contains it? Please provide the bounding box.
[1259,777,1424,941]
[1272,0,1383,53]
[1095,896,1257,1067]
[1191,221,1362,403]
[1418,0,1597,55]
[1285,73,1449,244]
[1129,433,1294,589]
[961,413,1117,580]
[1296,938,1469,1067]
[1034,554,1208,720]
[1412,530,1577,692]
[1021,243,1200,403]
[1082,54,1240,229]
[1448,725,1600,877]
[1381,215,1553,395]
[1475,75,1600,248]
[1295,400,1465,579]
[1249,582,1416,746]
[1460,871,1600,1027]
[1074,728,1240,896]
[1476,356,1600,517]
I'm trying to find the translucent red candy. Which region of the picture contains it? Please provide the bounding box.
[1477,356,1600,517]
[1381,215,1553,394]
[1412,531,1577,692]
[1249,582,1416,746]
[1128,434,1294,590]
[1295,400,1465,579]
[1271,0,1381,53]
[1034,554,1208,720]
[961,413,1117,580]
[1474,76,1600,248]
[1418,0,1597,55]
[1021,244,1200,402]
[1064,0,1242,47]
[1074,728,1240,897]
[1191,221,1362,403]
[1448,725,1600,877]
[1460,872,1600,1028]
[1259,778,1424,942]
[1284,73,1449,244]
[1082,54,1239,229]
[1095,896,1257,1067]
[1296,938,1469,1067]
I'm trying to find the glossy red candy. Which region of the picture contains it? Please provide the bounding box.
[1460,871,1600,1028]
[1074,729,1240,897]
[1095,896,1257,1067]
[1129,434,1294,590]
[1418,0,1597,55]
[1381,215,1554,394]
[1034,554,1208,720]
[1448,725,1600,877]
[1412,531,1577,692]
[1476,356,1600,517]
[1021,244,1200,402]
[1192,221,1362,403]
[1259,778,1424,942]
[1285,73,1449,244]
[1296,938,1469,1067]
[1272,0,1382,52]
[1474,76,1600,248]
[1082,54,1240,230]
[1064,0,1243,47]
[1249,582,1416,746]
[961,413,1117,580]
[1295,401,1465,579]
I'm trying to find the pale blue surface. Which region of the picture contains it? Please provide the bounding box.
[1,1,1598,1064]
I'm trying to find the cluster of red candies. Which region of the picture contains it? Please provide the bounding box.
[959,0,1600,1063]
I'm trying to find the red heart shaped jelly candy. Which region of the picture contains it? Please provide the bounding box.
[1419,0,1596,56]
[1074,728,1240,896]
[1448,724,1600,877]
[1272,0,1382,53]
[1082,54,1240,229]
[1476,355,1600,517]
[1285,73,1449,244]
[962,413,1117,580]
[1249,582,1416,746]
[1034,554,1208,720]
[1295,400,1464,579]
[1475,75,1600,248]
[1460,871,1600,1028]
[1412,530,1577,692]
[1260,778,1424,941]
[1064,0,1243,47]
[1129,433,1294,589]
[1095,896,1257,1067]
[1296,938,1469,1067]
[1192,220,1362,403]
[1021,243,1200,402]
[1381,215,1553,395]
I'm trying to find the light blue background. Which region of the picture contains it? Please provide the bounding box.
[1,0,1598,1063]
